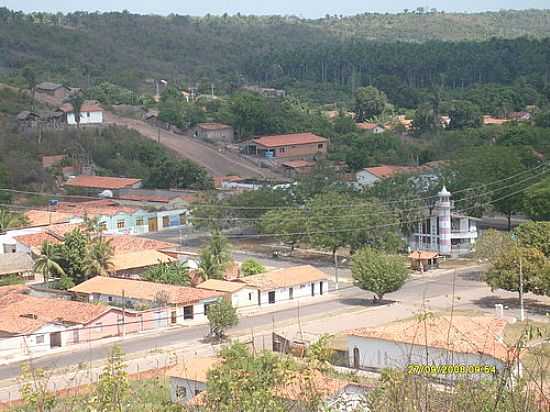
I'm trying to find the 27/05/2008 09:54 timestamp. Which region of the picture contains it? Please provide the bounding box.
[407,364,497,375]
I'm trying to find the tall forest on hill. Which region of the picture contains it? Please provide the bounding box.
[1,8,550,106]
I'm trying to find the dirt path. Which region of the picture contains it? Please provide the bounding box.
[104,113,281,179]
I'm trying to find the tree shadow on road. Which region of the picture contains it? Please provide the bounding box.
[458,270,484,282]
[339,297,395,307]
[472,296,550,316]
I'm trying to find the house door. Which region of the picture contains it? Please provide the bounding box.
[257,291,261,306]
[311,283,315,297]
[170,310,177,324]
[289,288,294,300]
[319,282,324,295]
[268,291,276,304]
[73,330,79,344]
[50,332,62,348]
[353,347,360,369]
[148,217,158,232]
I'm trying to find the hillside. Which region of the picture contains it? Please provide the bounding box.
[1,8,550,100]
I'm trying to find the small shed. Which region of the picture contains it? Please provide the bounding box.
[408,251,439,272]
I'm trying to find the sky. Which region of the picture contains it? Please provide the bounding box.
[2,0,548,18]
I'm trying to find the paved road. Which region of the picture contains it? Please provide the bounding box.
[0,267,486,381]
[104,112,281,179]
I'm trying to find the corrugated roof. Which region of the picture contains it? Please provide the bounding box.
[65,176,142,190]
[197,279,246,293]
[198,123,232,130]
[238,265,328,291]
[111,250,175,272]
[0,253,34,276]
[281,160,316,169]
[167,357,219,382]
[70,276,223,305]
[252,133,328,148]
[347,315,511,361]
[36,82,65,91]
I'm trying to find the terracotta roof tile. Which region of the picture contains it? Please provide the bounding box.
[56,200,139,217]
[237,265,328,291]
[60,100,103,113]
[347,315,512,361]
[167,357,219,382]
[111,250,175,272]
[0,293,110,335]
[64,176,142,190]
[197,279,246,293]
[408,251,439,260]
[70,276,224,305]
[24,210,74,227]
[105,235,176,255]
[14,232,61,249]
[41,155,65,168]
[281,160,316,169]
[363,165,419,179]
[252,133,328,148]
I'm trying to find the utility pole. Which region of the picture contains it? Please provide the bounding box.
[157,126,161,144]
[122,289,126,337]
[334,253,339,290]
[519,254,525,321]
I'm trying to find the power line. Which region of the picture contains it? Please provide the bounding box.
[0,160,546,212]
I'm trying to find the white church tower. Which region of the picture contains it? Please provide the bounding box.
[437,186,452,256]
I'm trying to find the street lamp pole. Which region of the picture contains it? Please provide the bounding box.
[512,234,525,321]
[334,253,339,290]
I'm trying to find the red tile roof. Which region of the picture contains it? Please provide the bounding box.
[14,232,62,249]
[363,165,418,179]
[347,315,512,362]
[60,100,103,113]
[105,235,176,255]
[56,200,139,217]
[0,293,111,334]
[65,176,142,190]
[70,276,224,305]
[252,133,328,148]
[357,122,382,130]
[24,210,74,227]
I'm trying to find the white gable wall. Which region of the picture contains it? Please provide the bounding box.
[170,376,206,404]
[67,111,103,125]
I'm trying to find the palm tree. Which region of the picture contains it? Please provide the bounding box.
[65,93,85,128]
[34,241,65,284]
[0,209,29,234]
[197,248,223,280]
[85,237,114,277]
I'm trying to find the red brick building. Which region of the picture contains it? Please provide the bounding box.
[242,132,328,161]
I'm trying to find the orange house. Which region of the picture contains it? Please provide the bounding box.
[243,133,328,161]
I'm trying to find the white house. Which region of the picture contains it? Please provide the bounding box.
[60,100,103,125]
[234,265,329,306]
[409,186,478,256]
[169,357,219,404]
[69,276,224,325]
[346,314,520,382]
[355,165,418,188]
[196,279,259,309]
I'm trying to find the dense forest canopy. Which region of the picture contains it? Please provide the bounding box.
[2,8,550,107]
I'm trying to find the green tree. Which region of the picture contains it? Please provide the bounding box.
[514,221,550,257]
[84,237,114,277]
[65,93,85,128]
[354,86,388,122]
[18,362,56,412]
[448,100,482,129]
[352,247,409,301]
[411,102,438,136]
[56,228,89,285]
[522,177,550,221]
[142,261,191,285]
[534,111,550,128]
[33,241,66,284]
[92,345,129,412]
[260,208,307,253]
[0,209,28,233]
[204,231,233,273]
[473,229,515,263]
[207,298,239,340]
[21,65,36,111]
[198,248,224,280]
[240,259,266,276]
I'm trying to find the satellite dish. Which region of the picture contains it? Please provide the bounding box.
[98,190,113,198]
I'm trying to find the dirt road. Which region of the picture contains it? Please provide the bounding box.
[104,113,281,179]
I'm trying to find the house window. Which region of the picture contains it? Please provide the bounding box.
[95,323,103,332]
[36,335,44,344]
[3,244,16,253]
[318,143,324,149]
[195,389,202,396]
[108,296,113,302]
[176,386,187,399]
[86,112,90,118]
[183,305,194,320]
[248,293,252,301]
[204,303,211,315]
[300,284,306,288]
[99,222,108,232]
[136,217,144,226]
[179,213,188,225]
[162,216,170,227]
[279,147,286,153]
[117,220,125,229]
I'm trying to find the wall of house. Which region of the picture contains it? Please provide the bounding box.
[230,287,258,308]
[259,142,327,159]
[67,111,103,125]
[170,377,206,404]
[0,227,43,254]
[257,280,327,306]
[355,171,380,188]
[157,209,189,231]
[175,298,219,325]
[99,211,154,235]
[347,336,508,380]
